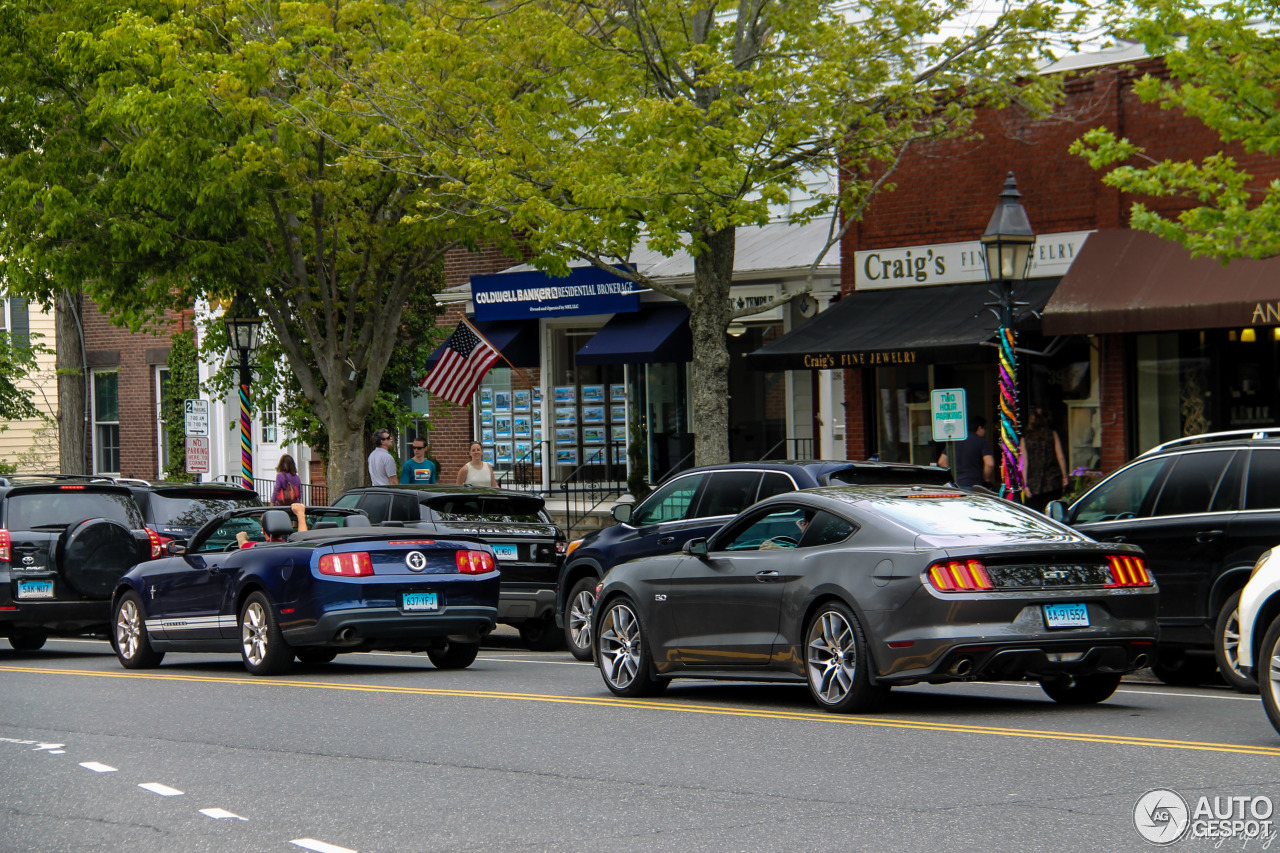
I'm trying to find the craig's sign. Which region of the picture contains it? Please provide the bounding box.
[855,231,1093,289]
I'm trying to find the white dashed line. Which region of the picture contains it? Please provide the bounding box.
[199,808,247,820]
[291,839,357,853]
[79,762,117,773]
[138,782,184,797]
[48,750,65,754]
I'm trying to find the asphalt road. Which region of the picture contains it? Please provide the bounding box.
[2,635,1278,853]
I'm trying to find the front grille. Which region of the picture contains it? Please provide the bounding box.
[986,562,1113,589]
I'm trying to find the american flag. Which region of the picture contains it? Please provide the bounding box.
[421,320,501,406]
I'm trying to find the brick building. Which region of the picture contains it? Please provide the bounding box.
[755,45,1280,482]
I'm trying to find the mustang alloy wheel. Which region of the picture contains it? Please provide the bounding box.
[565,577,598,661]
[113,592,164,669]
[804,601,888,713]
[596,597,666,698]
[239,591,293,676]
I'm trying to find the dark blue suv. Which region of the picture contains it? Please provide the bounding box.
[555,460,950,659]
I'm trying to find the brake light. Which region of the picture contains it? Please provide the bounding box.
[905,493,963,499]
[387,540,436,545]
[144,527,172,560]
[927,559,994,592]
[1106,555,1152,587]
[319,552,374,576]
[0,529,9,562]
[456,550,496,574]
[59,485,86,490]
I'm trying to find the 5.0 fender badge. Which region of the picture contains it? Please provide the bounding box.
[654,594,667,602]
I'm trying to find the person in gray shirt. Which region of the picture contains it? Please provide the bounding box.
[367,428,397,486]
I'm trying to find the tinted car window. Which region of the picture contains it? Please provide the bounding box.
[1245,449,1280,510]
[359,493,393,524]
[6,491,143,530]
[721,506,808,551]
[142,491,259,527]
[1211,451,1245,512]
[799,511,857,548]
[631,474,704,525]
[1072,457,1169,524]
[757,472,796,502]
[695,471,764,519]
[333,493,362,510]
[426,496,545,522]
[1151,451,1234,517]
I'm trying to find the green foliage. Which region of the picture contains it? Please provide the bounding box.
[1073,0,1280,260]
[161,329,198,482]
[0,331,48,426]
[0,460,15,476]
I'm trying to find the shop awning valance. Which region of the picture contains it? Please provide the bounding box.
[426,319,540,371]
[1042,229,1280,335]
[575,303,692,365]
[746,279,1059,371]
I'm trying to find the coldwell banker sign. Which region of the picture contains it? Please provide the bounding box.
[471,266,643,322]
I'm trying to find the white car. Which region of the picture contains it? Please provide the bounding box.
[1235,548,1280,732]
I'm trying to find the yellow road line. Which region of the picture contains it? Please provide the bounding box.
[4,664,1278,757]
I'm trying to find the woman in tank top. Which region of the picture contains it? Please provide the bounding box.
[457,440,497,487]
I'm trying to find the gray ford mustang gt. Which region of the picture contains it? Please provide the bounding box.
[592,485,1159,713]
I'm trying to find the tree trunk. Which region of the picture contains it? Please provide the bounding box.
[55,289,87,474]
[325,418,367,498]
[688,227,736,467]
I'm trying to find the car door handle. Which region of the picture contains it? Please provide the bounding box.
[756,570,780,582]
[1195,530,1224,544]
[657,536,675,546]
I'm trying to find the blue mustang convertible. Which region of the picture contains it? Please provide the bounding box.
[110,507,500,675]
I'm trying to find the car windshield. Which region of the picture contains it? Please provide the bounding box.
[6,491,143,530]
[864,494,1078,539]
[830,466,951,487]
[426,496,545,523]
[144,491,260,527]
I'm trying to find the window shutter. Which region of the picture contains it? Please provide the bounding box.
[9,298,29,348]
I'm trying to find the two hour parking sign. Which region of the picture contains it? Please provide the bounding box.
[931,389,968,443]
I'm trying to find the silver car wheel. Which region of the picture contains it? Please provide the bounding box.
[807,610,856,705]
[115,598,142,660]
[569,589,595,651]
[599,602,642,689]
[242,600,270,667]
[1269,645,1280,711]
[1223,608,1244,677]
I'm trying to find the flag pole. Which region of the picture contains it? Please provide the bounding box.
[460,316,535,391]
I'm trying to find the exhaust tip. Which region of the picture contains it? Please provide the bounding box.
[1133,653,1149,669]
[948,658,973,677]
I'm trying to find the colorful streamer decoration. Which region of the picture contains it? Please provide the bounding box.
[997,325,1023,500]
[240,383,253,489]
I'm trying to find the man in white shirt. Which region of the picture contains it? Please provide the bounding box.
[367,428,397,486]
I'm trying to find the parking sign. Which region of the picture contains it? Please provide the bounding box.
[184,399,209,437]
[930,389,968,443]
[185,436,210,474]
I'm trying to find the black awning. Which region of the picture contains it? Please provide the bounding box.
[426,319,540,370]
[575,303,692,365]
[746,279,1059,370]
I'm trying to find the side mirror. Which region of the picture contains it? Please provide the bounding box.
[682,537,708,557]
[184,553,208,570]
[1045,500,1067,523]
[611,503,633,524]
[164,540,187,556]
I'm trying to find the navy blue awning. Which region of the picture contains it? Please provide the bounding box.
[426,319,540,370]
[576,303,692,365]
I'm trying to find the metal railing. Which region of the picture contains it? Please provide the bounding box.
[215,474,328,506]
[496,441,551,494]
[758,437,816,461]
[558,441,628,537]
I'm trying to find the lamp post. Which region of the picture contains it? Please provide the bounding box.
[980,172,1037,500]
[223,309,262,490]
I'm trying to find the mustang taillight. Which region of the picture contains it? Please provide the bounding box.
[927,559,994,592]
[456,550,496,574]
[144,527,172,560]
[0,529,10,562]
[319,552,374,576]
[1106,555,1153,587]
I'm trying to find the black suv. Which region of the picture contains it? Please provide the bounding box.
[1048,429,1280,691]
[124,481,261,546]
[335,485,567,650]
[556,459,952,660]
[1,477,155,650]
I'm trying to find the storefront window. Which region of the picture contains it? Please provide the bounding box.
[643,361,689,482]
[547,327,627,481]
[873,363,931,464]
[1135,332,1213,452]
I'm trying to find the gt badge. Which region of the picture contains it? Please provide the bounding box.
[405,551,428,572]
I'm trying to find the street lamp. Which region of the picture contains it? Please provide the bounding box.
[980,172,1036,500]
[223,308,262,490]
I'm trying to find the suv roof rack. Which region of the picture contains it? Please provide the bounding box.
[1140,428,1280,457]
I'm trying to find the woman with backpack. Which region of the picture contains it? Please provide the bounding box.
[272,455,303,506]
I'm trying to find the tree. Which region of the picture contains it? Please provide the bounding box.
[1072,0,1280,261]
[352,0,1080,465]
[0,0,506,493]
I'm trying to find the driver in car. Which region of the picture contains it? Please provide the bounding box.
[236,503,308,548]
[760,511,813,550]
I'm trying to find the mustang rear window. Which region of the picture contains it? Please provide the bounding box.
[427,497,545,523]
[866,495,1074,537]
[6,492,143,530]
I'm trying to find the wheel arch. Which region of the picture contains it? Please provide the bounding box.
[1251,593,1280,672]
[1209,566,1254,619]
[234,580,270,618]
[558,557,604,622]
[796,589,885,681]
